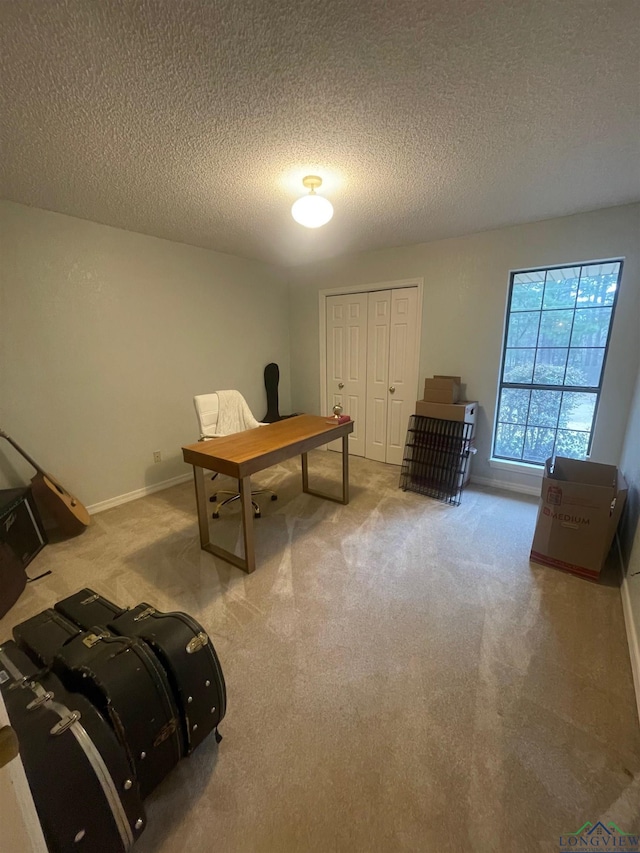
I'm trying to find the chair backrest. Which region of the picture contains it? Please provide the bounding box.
[194,393,219,439]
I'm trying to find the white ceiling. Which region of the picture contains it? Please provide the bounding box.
[1,1,638,267]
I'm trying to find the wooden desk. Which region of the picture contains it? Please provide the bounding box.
[182,415,354,573]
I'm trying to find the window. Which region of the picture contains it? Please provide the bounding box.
[493,260,623,465]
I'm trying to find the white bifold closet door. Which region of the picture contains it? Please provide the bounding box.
[326,287,418,463]
[365,288,419,465]
[326,292,368,455]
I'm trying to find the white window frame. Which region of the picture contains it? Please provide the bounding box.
[491,258,623,468]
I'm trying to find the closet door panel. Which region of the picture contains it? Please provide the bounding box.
[365,291,391,462]
[326,293,368,455]
[386,288,419,465]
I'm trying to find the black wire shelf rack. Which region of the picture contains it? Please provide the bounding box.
[399,415,475,506]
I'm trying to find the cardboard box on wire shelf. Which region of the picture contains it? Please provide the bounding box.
[530,457,627,581]
[423,376,461,404]
[415,400,477,427]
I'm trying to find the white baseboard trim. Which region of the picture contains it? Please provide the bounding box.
[470,474,541,497]
[86,473,193,515]
[617,537,640,727]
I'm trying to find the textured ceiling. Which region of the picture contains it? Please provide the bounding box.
[1,1,639,267]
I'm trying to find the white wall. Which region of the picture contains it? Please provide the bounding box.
[288,203,640,491]
[0,201,291,508]
[620,362,640,709]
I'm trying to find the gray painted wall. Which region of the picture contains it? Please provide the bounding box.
[288,203,640,492]
[1,200,637,510]
[0,201,291,507]
[620,364,640,642]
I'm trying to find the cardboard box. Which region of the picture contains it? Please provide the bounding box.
[530,457,628,581]
[414,400,477,426]
[423,376,461,404]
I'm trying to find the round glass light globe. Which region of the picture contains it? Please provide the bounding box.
[291,194,334,228]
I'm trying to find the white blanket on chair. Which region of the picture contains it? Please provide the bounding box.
[215,390,262,436]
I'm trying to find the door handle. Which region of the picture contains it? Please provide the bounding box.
[389,386,395,393]
[338,382,344,389]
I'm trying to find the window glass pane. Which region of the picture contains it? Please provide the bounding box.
[495,423,525,460]
[503,348,535,383]
[498,388,530,424]
[528,390,561,427]
[566,348,605,387]
[577,263,620,307]
[511,272,545,311]
[558,392,597,431]
[507,312,540,348]
[533,348,568,384]
[514,271,546,285]
[523,427,556,464]
[555,430,590,459]
[570,307,612,348]
[495,261,622,466]
[542,267,580,310]
[537,309,573,347]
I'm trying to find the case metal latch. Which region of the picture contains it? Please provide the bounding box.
[186,632,209,654]
[82,632,109,648]
[80,593,99,605]
[134,606,156,622]
[26,691,54,710]
[50,711,81,736]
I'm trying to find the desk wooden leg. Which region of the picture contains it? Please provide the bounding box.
[301,443,350,505]
[192,466,255,574]
[193,465,211,549]
[239,476,256,574]
[341,433,350,504]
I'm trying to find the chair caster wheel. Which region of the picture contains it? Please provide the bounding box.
[209,495,217,502]
[211,512,219,519]
[271,495,278,501]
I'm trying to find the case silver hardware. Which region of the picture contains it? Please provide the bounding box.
[82,632,108,648]
[205,679,211,687]
[27,691,54,709]
[80,594,99,605]
[135,819,144,831]
[50,711,81,736]
[133,606,156,622]
[74,829,86,843]
[210,706,216,714]
[187,696,193,704]
[124,779,133,790]
[186,632,209,654]
[193,724,198,731]
[140,751,146,760]
[9,676,34,691]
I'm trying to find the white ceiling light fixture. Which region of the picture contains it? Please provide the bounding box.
[291,175,334,228]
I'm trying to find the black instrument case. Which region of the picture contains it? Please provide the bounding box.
[0,640,146,853]
[13,608,182,798]
[55,589,227,754]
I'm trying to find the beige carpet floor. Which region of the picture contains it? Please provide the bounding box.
[1,450,639,852]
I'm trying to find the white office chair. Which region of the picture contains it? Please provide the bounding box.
[193,391,277,519]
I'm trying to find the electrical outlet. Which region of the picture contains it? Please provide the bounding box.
[153,450,162,463]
